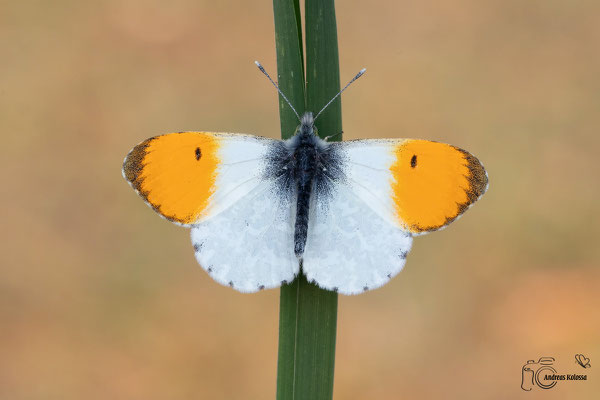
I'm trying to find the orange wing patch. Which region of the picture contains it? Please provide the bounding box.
[123,133,220,224]
[390,140,488,233]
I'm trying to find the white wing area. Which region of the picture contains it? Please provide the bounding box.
[200,134,275,222]
[191,181,298,293]
[302,183,413,295]
[331,140,404,228]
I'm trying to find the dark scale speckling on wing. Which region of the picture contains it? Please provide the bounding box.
[263,112,346,259]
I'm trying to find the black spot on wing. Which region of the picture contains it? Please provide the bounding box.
[195,147,202,160]
[410,154,417,168]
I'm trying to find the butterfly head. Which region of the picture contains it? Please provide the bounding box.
[298,112,317,137]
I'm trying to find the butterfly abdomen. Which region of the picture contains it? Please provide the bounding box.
[293,135,319,258]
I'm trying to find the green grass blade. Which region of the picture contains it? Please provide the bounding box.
[274,1,340,399]
[273,0,305,138]
[306,0,342,142]
[278,275,338,400]
[273,1,306,397]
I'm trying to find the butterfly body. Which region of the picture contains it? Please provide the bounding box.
[267,112,344,257]
[123,113,488,294]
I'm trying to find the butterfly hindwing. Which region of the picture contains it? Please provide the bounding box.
[191,180,298,292]
[303,183,413,295]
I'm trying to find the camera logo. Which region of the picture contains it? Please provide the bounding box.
[521,357,557,391]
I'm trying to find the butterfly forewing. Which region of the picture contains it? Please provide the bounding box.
[330,139,488,234]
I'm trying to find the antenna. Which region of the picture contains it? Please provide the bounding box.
[314,68,366,121]
[255,61,301,122]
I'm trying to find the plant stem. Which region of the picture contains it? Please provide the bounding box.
[273,0,305,139]
[274,0,341,399]
[306,0,342,142]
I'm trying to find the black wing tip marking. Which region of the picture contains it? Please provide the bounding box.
[123,138,154,187]
[457,147,489,200]
[122,135,197,225]
[410,147,488,233]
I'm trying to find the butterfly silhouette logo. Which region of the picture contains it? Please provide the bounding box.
[575,354,591,369]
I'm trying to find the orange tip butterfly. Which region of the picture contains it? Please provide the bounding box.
[122,62,488,295]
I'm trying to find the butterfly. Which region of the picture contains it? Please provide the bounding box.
[122,64,488,295]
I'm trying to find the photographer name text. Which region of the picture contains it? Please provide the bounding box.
[544,374,587,381]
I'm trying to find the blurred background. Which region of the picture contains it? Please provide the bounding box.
[1,0,599,399]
